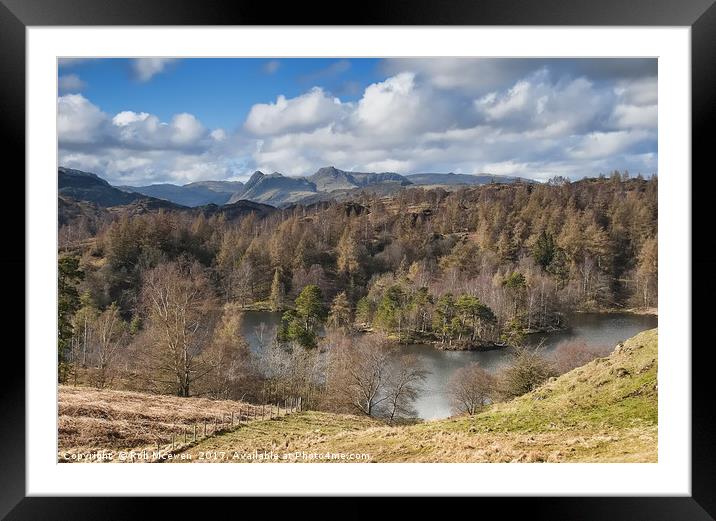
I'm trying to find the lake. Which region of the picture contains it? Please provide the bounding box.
[239,310,657,420]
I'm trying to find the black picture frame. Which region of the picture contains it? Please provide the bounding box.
[2,0,712,517]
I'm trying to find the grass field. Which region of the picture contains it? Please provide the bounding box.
[58,328,657,463]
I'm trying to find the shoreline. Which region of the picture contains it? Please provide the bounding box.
[573,307,658,317]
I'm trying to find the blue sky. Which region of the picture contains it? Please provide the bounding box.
[58,58,657,185]
[62,58,381,130]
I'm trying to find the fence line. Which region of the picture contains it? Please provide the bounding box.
[150,396,304,462]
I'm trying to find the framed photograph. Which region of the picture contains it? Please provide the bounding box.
[5,0,712,517]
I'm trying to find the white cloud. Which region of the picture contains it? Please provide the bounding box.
[477,80,532,120]
[131,58,178,82]
[354,73,422,133]
[57,94,107,144]
[615,76,658,106]
[58,74,86,94]
[610,76,658,129]
[210,129,227,141]
[483,160,532,176]
[262,60,281,74]
[568,130,653,160]
[611,104,657,129]
[244,87,346,136]
[475,73,614,137]
[169,113,206,146]
[58,94,232,184]
[112,111,150,126]
[59,96,212,153]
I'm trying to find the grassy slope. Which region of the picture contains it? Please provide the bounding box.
[175,329,658,463]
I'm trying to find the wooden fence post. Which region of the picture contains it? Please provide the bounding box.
[184,427,187,444]
[231,411,234,426]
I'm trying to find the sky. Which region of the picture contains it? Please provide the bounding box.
[57,58,657,186]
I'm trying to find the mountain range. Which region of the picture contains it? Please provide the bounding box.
[118,180,244,207]
[117,166,532,208]
[58,167,274,224]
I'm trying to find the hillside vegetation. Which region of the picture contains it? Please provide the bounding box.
[172,329,657,463]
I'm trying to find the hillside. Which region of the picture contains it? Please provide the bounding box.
[171,329,657,463]
[309,166,412,192]
[58,167,152,207]
[407,172,533,186]
[119,180,244,207]
[228,171,317,206]
[59,167,194,213]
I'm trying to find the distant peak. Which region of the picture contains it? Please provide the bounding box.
[315,166,341,174]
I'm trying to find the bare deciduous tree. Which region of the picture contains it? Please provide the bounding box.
[384,354,427,422]
[90,303,126,388]
[140,260,215,397]
[326,332,426,419]
[447,362,495,415]
[200,302,251,399]
[551,340,609,375]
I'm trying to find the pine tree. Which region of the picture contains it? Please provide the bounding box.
[278,285,327,348]
[337,227,360,278]
[269,268,285,311]
[58,256,83,382]
[532,231,556,269]
[375,285,406,337]
[328,291,352,331]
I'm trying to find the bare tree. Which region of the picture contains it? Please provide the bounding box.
[384,354,427,422]
[551,340,609,375]
[326,333,425,419]
[326,333,392,416]
[89,303,126,388]
[199,302,251,399]
[140,260,215,397]
[447,362,495,415]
